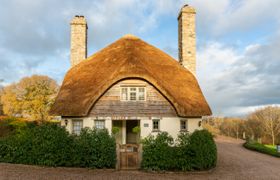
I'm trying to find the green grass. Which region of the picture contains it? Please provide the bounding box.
[264,144,277,150]
[243,141,280,158]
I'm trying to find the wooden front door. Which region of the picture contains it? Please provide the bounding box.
[119,144,139,170]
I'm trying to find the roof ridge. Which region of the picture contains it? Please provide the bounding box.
[122,34,139,40]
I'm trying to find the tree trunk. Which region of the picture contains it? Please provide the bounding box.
[272,133,275,146]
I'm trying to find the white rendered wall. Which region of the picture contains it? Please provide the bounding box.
[83,117,94,129]
[188,118,202,133]
[61,119,72,133]
[140,117,202,140]
[105,117,112,135]
[62,117,202,140]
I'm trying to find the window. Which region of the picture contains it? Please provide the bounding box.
[180,120,188,131]
[73,120,83,135]
[152,119,160,131]
[120,87,146,101]
[138,87,145,100]
[121,88,128,101]
[95,120,105,129]
[130,87,137,101]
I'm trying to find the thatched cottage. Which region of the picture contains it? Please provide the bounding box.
[50,5,211,145]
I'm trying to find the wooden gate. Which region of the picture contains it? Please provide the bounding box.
[119,144,139,170]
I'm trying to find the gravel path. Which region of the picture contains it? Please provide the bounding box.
[1,136,280,180]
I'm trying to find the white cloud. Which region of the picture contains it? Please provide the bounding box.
[189,0,280,36]
[197,31,280,116]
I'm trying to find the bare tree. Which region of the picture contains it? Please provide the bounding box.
[245,115,264,141]
[251,106,280,145]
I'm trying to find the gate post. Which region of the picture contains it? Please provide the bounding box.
[116,144,120,170]
[138,144,142,169]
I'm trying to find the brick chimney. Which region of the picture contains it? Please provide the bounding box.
[70,15,88,67]
[178,5,196,75]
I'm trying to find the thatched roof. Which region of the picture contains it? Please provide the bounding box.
[50,35,211,117]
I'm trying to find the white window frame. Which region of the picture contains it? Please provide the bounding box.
[72,119,83,135]
[120,86,146,101]
[152,119,160,131]
[95,120,105,129]
[180,119,188,131]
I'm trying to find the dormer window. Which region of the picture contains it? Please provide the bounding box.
[121,87,146,101]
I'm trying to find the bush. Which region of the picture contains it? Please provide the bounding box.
[141,132,175,170]
[243,140,280,158]
[141,130,217,171]
[0,117,29,137]
[0,123,116,168]
[73,128,116,168]
[0,123,74,166]
[175,133,192,171]
[189,130,217,170]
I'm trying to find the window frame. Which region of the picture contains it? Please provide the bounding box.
[138,87,145,101]
[72,119,83,135]
[120,86,146,101]
[180,119,188,132]
[152,119,160,131]
[94,120,105,129]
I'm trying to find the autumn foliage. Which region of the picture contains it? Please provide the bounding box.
[203,106,280,145]
[0,75,59,121]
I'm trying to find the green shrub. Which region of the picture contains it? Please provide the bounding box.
[244,140,280,158]
[112,126,120,135]
[189,130,217,170]
[141,130,217,171]
[0,123,116,168]
[141,132,175,170]
[0,123,74,166]
[73,128,116,168]
[0,117,29,137]
[175,133,192,171]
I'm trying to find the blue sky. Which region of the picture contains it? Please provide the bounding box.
[0,0,280,116]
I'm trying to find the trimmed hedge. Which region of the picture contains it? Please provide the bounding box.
[243,141,280,158]
[188,130,217,170]
[141,130,217,171]
[0,123,116,168]
[73,128,116,168]
[141,132,175,170]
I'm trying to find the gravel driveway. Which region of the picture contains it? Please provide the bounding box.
[1,136,280,180]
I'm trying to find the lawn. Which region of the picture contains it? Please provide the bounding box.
[243,141,280,158]
[264,144,276,150]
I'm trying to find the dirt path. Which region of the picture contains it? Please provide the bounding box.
[1,136,280,180]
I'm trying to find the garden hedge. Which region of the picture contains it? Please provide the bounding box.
[0,123,116,168]
[141,130,217,171]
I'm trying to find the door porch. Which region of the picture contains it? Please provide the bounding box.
[113,120,141,170]
[112,120,140,145]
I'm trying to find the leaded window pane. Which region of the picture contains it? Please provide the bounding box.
[95,120,105,129]
[73,120,83,135]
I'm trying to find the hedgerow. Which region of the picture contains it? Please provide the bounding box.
[0,123,116,168]
[141,130,217,171]
[243,140,280,158]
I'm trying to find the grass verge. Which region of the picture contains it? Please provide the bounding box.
[243,141,280,158]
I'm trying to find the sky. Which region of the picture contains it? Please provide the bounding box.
[0,0,280,117]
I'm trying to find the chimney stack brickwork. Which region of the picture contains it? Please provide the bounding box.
[178,5,196,75]
[70,16,88,67]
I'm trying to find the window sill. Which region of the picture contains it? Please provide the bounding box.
[179,130,189,133]
[152,129,161,132]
